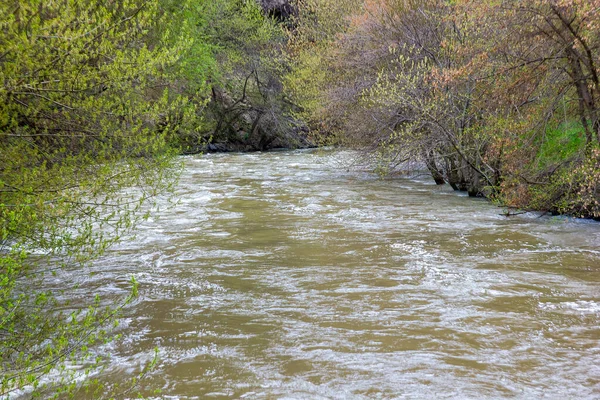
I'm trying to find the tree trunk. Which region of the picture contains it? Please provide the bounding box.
[423,150,445,185]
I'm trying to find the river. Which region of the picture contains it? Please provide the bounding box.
[87,149,599,398]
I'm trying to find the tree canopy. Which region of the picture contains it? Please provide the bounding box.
[0,0,284,396]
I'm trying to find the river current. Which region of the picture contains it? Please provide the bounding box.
[88,150,599,398]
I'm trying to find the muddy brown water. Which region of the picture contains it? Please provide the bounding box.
[85,150,599,398]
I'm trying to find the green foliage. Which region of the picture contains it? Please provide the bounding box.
[160,0,218,88]
[536,121,586,169]
[523,145,600,218]
[204,0,281,79]
[0,0,193,396]
[201,0,304,151]
[283,44,328,126]
[282,0,364,135]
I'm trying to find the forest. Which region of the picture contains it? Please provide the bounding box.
[1,0,599,397]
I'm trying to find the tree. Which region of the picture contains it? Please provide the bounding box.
[290,0,599,216]
[195,0,307,152]
[454,0,600,215]
[283,0,364,143]
[299,0,496,194]
[0,0,199,396]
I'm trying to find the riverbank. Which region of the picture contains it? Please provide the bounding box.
[183,126,317,154]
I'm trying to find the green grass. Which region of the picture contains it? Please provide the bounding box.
[536,121,586,168]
